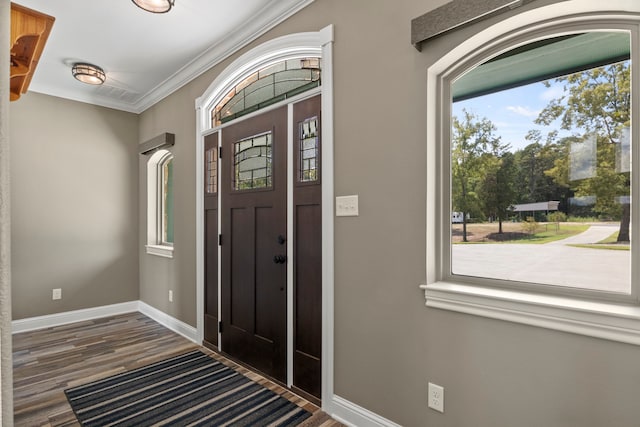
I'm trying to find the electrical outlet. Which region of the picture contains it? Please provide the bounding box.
[169,290,173,302]
[52,288,62,300]
[428,382,444,413]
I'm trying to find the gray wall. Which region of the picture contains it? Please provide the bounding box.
[10,93,139,319]
[26,0,640,427]
[138,85,203,325]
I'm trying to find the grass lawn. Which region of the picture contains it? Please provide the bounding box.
[568,230,630,251]
[569,243,630,251]
[452,222,589,244]
[598,231,620,244]
[503,224,590,244]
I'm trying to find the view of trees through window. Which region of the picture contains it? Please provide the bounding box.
[450,37,631,294]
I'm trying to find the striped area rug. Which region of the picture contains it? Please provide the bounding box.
[64,350,311,427]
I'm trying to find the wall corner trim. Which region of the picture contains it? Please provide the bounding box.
[329,395,402,427]
[137,301,198,343]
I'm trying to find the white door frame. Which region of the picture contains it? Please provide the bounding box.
[194,25,335,407]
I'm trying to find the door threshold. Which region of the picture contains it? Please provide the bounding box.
[202,342,321,407]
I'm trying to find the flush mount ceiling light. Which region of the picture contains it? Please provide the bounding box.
[132,0,175,13]
[71,63,106,85]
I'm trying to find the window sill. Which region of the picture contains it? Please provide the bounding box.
[422,281,640,345]
[145,244,174,259]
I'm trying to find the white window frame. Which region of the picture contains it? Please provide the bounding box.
[423,1,640,345]
[146,149,174,258]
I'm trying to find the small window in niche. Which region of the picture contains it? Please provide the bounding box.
[234,132,272,190]
[449,31,632,295]
[206,147,218,194]
[299,116,319,182]
[161,156,174,245]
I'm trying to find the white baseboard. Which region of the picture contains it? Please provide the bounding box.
[11,301,139,334]
[330,395,402,427]
[11,301,198,345]
[137,301,198,343]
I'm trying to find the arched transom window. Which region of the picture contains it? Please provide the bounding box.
[211,57,320,127]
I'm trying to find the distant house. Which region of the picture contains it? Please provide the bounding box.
[512,201,560,218]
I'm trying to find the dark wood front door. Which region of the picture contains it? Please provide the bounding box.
[220,106,288,382]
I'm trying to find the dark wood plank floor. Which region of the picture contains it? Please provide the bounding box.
[13,312,342,427]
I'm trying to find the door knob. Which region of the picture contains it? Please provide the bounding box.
[277,235,286,245]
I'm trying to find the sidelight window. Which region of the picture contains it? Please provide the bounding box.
[206,147,218,194]
[299,117,319,182]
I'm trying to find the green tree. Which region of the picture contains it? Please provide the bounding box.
[514,133,570,206]
[452,110,503,241]
[536,61,631,241]
[480,151,518,233]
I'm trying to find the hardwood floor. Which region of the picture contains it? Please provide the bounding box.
[13,312,342,427]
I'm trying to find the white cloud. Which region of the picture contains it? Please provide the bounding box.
[540,85,565,101]
[506,105,540,118]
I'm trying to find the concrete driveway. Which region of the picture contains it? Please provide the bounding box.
[451,224,630,293]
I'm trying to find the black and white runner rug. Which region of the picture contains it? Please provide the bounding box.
[65,350,311,426]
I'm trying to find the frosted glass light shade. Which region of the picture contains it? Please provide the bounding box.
[132,0,174,13]
[72,63,106,85]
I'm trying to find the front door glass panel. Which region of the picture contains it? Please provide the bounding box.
[234,131,273,190]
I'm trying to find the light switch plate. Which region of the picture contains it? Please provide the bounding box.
[336,195,359,217]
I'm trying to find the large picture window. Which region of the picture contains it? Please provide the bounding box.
[449,31,632,297]
[424,7,640,345]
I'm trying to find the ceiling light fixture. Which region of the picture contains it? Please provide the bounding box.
[72,63,106,85]
[132,0,175,13]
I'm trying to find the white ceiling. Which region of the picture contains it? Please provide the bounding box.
[16,0,313,113]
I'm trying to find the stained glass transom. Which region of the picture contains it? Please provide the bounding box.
[206,147,218,194]
[234,132,272,190]
[299,117,319,182]
[212,58,321,126]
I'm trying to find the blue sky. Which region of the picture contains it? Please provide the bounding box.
[452,80,568,152]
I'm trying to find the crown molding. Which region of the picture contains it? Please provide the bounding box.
[30,0,314,114]
[133,0,315,113]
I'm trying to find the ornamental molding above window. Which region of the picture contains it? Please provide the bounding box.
[410,0,569,50]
